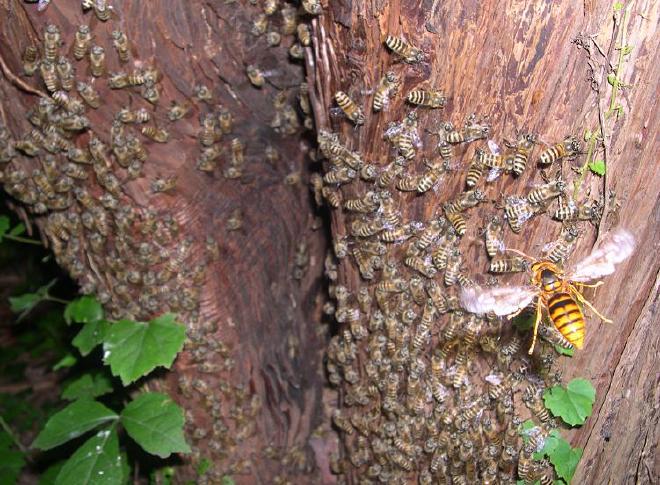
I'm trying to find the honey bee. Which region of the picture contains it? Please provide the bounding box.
[373,72,400,112]
[404,256,437,278]
[444,249,462,286]
[523,385,552,423]
[280,5,297,34]
[22,46,39,76]
[527,180,566,204]
[553,198,601,222]
[460,228,635,352]
[265,31,282,47]
[73,25,92,60]
[74,81,99,109]
[407,89,446,108]
[289,42,304,59]
[167,101,189,121]
[446,115,490,143]
[538,136,581,165]
[141,126,169,143]
[322,186,342,208]
[489,256,529,274]
[334,91,365,125]
[484,215,504,257]
[302,0,322,15]
[251,13,268,36]
[343,191,380,213]
[141,80,160,105]
[323,167,356,185]
[502,195,541,233]
[193,84,213,103]
[543,225,580,264]
[198,113,218,146]
[384,34,423,63]
[43,24,61,63]
[417,159,449,193]
[445,189,485,214]
[507,132,535,175]
[111,30,129,63]
[297,23,312,46]
[92,0,111,21]
[89,46,105,77]
[40,60,58,92]
[246,65,266,88]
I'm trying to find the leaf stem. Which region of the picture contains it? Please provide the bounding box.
[607,5,631,118]
[44,295,71,305]
[572,131,599,199]
[0,415,28,454]
[2,234,42,245]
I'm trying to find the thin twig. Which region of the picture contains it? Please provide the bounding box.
[0,50,48,98]
[0,415,28,454]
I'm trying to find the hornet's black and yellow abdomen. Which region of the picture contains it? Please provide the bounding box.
[546,292,585,349]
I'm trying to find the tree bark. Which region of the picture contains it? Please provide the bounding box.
[0,1,327,482]
[309,0,658,483]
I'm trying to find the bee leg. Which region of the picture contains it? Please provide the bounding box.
[570,287,613,323]
[528,299,543,355]
[576,281,604,289]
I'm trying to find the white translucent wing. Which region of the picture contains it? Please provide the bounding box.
[459,285,537,316]
[487,139,501,155]
[570,228,636,282]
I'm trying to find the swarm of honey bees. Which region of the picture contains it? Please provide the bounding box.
[318,32,635,485]
[5,0,320,481]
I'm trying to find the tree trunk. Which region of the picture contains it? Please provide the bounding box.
[309,0,658,483]
[0,1,327,482]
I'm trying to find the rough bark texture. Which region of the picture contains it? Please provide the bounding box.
[0,0,326,482]
[308,0,658,483]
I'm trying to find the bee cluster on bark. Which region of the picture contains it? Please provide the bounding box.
[316,30,604,484]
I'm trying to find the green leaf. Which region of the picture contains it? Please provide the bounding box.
[55,427,123,485]
[0,216,10,241]
[61,373,113,401]
[9,292,42,313]
[554,344,575,356]
[38,462,65,485]
[607,73,618,86]
[8,223,26,236]
[72,320,110,357]
[544,378,596,426]
[547,438,583,483]
[221,477,235,485]
[613,1,624,10]
[0,431,25,485]
[32,399,118,451]
[103,314,185,385]
[64,296,104,325]
[588,160,606,176]
[520,419,536,432]
[120,392,190,458]
[621,45,633,55]
[582,130,592,141]
[53,353,77,371]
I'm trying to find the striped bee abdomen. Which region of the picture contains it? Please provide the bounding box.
[547,292,585,349]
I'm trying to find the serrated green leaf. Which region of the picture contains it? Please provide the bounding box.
[553,344,575,356]
[9,292,42,313]
[53,353,77,371]
[32,399,118,451]
[73,320,110,357]
[38,461,65,485]
[120,392,190,458]
[61,373,113,401]
[103,314,185,385]
[8,223,26,236]
[0,216,10,241]
[55,427,123,485]
[547,438,582,483]
[64,296,104,325]
[544,378,596,426]
[588,160,606,176]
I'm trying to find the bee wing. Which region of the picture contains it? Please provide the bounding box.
[459,285,537,316]
[569,228,636,282]
[487,139,501,155]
